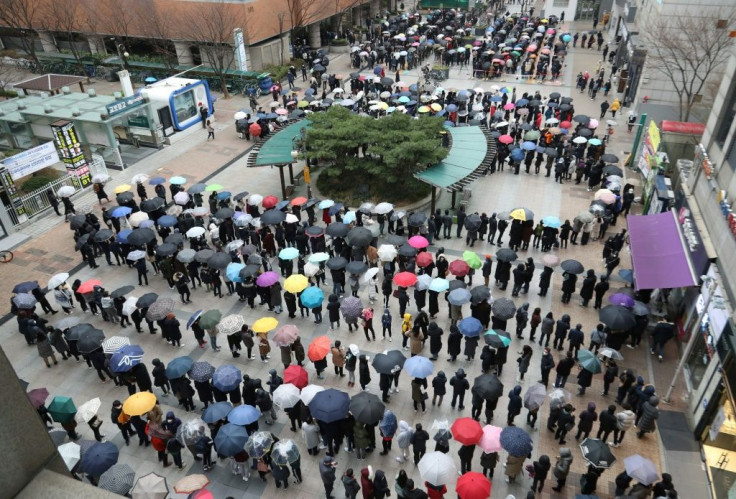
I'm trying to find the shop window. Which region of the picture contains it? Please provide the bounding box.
[553,0,570,6]
[714,79,736,151]
[686,332,709,391]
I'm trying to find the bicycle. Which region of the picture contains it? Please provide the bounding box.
[0,250,13,263]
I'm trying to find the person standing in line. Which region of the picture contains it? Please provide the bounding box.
[46,188,61,216]
[331,340,346,377]
[531,455,551,493]
[111,400,136,445]
[551,448,573,492]
[319,456,338,499]
[411,423,429,465]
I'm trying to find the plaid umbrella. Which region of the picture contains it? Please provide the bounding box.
[99,463,135,495]
[340,296,363,320]
[146,298,175,321]
[188,361,215,382]
[131,472,169,499]
[217,314,245,335]
[491,298,517,320]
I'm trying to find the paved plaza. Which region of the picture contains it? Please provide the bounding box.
[0,17,704,499]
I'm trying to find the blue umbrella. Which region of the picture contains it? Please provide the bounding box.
[165,356,194,379]
[516,98,529,106]
[186,310,203,330]
[499,426,533,457]
[279,247,300,260]
[429,278,450,292]
[214,423,249,457]
[378,410,398,437]
[458,317,483,337]
[116,229,132,243]
[111,206,132,218]
[212,364,243,392]
[510,148,525,161]
[618,269,633,283]
[448,288,472,305]
[328,203,344,216]
[308,388,350,423]
[491,95,503,102]
[109,345,144,373]
[542,215,561,228]
[342,211,356,224]
[144,76,157,83]
[300,287,325,308]
[169,176,186,185]
[446,104,458,112]
[373,66,382,75]
[227,404,261,425]
[276,200,290,210]
[148,177,166,185]
[12,293,37,309]
[203,401,233,423]
[12,281,39,293]
[80,441,119,476]
[403,355,434,378]
[226,263,245,283]
[521,141,537,151]
[139,220,155,229]
[216,191,231,201]
[280,87,290,95]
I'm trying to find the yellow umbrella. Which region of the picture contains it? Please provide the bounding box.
[284,274,309,293]
[540,18,549,23]
[376,101,389,110]
[509,208,533,221]
[114,184,132,194]
[417,106,430,113]
[122,392,156,416]
[430,103,442,112]
[297,101,309,108]
[253,317,279,334]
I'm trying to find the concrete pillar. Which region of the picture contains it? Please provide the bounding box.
[370,0,380,19]
[37,31,57,53]
[87,36,106,54]
[308,23,321,49]
[353,7,364,27]
[174,41,194,66]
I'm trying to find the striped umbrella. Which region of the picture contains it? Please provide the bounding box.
[101,336,131,354]
[99,463,135,495]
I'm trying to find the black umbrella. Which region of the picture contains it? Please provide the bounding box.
[544,148,559,157]
[140,198,165,212]
[208,253,232,270]
[261,209,286,225]
[110,286,134,299]
[470,285,491,304]
[349,392,386,424]
[495,248,517,262]
[136,293,159,308]
[491,298,516,320]
[348,227,372,247]
[601,153,619,163]
[233,191,249,201]
[577,128,593,137]
[372,350,406,375]
[92,229,114,242]
[195,249,215,263]
[408,212,428,227]
[164,233,186,246]
[560,97,573,104]
[448,280,467,291]
[75,234,90,250]
[346,261,369,275]
[240,264,261,279]
[484,329,511,347]
[306,226,325,237]
[471,373,504,399]
[326,257,348,270]
[67,323,96,341]
[326,222,349,238]
[69,215,87,230]
[116,192,134,203]
[381,77,394,86]
[308,389,350,423]
[77,328,105,353]
[599,305,636,330]
[580,438,616,468]
[602,165,623,177]
[549,92,561,99]
[559,103,572,111]
[215,208,234,219]
[127,228,156,246]
[560,259,585,275]
[464,213,482,231]
[156,243,177,257]
[304,198,319,208]
[398,244,417,257]
[572,114,590,124]
[313,64,326,72]
[386,235,406,246]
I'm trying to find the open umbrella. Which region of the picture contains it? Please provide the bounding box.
[173,474,210,494]
[244,431,274,459]
[599,347,624,361]
[99,463,135,495]
[110,345,144,373]
[624,454,659,485]
[145,298,175,322]
[308,335,331,361]
[165,356,194,379]
[449,260,470,277]
[309,388,350,423]
[58,442,81,471]
[484,330,511,347]
[202,401,232,424]
[458,317,483,337]
[418,451,457,485]
[350,392,386,424]
[131,472,169,499]
[500,426,533,456]
[580,437,616,468]
[284,365,309,389]
[77,328,105,354]
[48,273,70,289]
[273,383,301,409]
[393,272,418,287]
[80,441,119,476]
[271,439,301,465]
[189,361,215,382]
[403,355,433,378]
[252,316,278,333]
[495,248,518,263]
[429,278,450,292]
[451,417,483,445]
[578,349,603,373]
[227,404,261,425]
[472,373,504,400]
[523,383,547,411]
[212,364,242,392]
[491,298,516,320]
[217,314,245,336]
[340,296,363,320]
[408,235,429,248]
[599,305,636,330]
[300,384,326,405]
[372,350,406,375]
[273,324,299,347]
[456,472,491,499]
[283,274,309,294]
[610,293,636,308]
[28,387,50,409]
[198,310,223,330]
[123,392,156,416]
[478,425,503,453]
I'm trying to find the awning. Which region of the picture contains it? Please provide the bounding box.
[628,211,698,291]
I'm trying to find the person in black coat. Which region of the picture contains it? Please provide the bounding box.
[426,322,443,360]
[447,325,462,361]
[507,385,523,425]
[531,455,551,493]
[593,276,609,309]
[464,335,479,361]
[194,380,214,409]
[449,368,469,410]
[327,294,341,329]
[494,260,511,290]
[579,269,596,306]
[131,362,152,393]
[358,355,371,390]
[284,291,297,318]
[538,266,553,296]
[553,314,571,351]
[540,347,556,387]
[458,444,475,473]
[178,377,196,411]
[560,271,577,303]
[411,424,430,465]
[161,314,183,347]
[151,358,170,395]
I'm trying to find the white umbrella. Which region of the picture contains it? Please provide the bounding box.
[174,191,190,205]
[300,384,325,405]
[129,212,149,227]
[58,442,81,471]
[122,297,139,317]
[131,472,169,499]
[234,111,247,120]
[186,226,206,238]
[361,267,380,284]
[75,397,102,423]
[304,262,319,277]
[131,174,149,184]
[599,347,624,361]
[193,206,209,217]
[285,213,299,224]
[58,186,75,198]
[92,174,110,183]
[273,383,301,408]
[415,274,432,291]
[418,451,457,485]
[248,194,263,206]
[573,136,588,144]
[374,202,394,214]
[377,244,398,261]
[333,88,344,94]
[127,250,147,261]
[48,272,70,289]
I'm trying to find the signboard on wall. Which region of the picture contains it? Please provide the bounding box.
[674,190,710,278]
[0,167,26,221]
[105,94,145,118]
[1,142,60,180]
[233,28,248,72]
[50,119,91,188]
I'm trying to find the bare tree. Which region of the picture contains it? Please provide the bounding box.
[642,11,736,121]
[40,0,90,78]
[0,58,25,93]
[0,0,43,66]
[136,0,178,70]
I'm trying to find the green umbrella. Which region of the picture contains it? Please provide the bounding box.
[198,310,223,330]
[524,130,541,140]
[205,184,224,192]
[48,396,77,423]
[511,50,521,57]
[577,349,602,373]
[462,251,482,270]
[484,330,512,347]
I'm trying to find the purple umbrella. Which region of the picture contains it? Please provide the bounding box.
[256,271,280,287]
[609,293,635,308]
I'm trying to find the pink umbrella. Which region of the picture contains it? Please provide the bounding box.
[498,134,514,144]
[503,103,515,110]
[546,28,556,35]
[408,235,429,249]
[275,108,288,115]
[256,271,280,287]
[526,45,537,52]
[594,189,616,205]
[477,424,503,453]
[540,48,551,54]
[587,118,600,129]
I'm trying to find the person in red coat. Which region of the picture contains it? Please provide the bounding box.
[426,481,447,499]
[361,466,374,498]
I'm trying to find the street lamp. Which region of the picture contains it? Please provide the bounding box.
[110,37,129,70]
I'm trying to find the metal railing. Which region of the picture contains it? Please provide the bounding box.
[4,155,108,226]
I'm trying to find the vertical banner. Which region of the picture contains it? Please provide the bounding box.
[233,28,248,72]
[0,167,26,222]
[640,120,661,212]
[50,119,91,188]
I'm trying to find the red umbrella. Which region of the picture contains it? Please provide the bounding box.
[451,417,483,445]
[308,335,331,361]
[455,472,491,499]
[449,260,470,277]
[393,272,418,287]
[284,365,308,389]
[262,195,279,209]
[498,134,513,144]
[249,123,262,137]
[290,197,308,206]
[560,120,572,129]
[416,252,434,268]
[408,235,429,249]
[77,279,102,294]
[27,387,49,409]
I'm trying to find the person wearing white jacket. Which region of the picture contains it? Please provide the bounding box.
[395,420,414,463]
[611,403,635,447]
